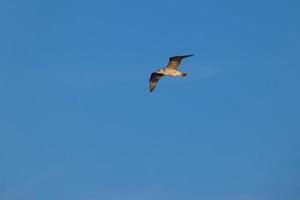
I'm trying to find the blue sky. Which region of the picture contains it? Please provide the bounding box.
[0,0,300,199]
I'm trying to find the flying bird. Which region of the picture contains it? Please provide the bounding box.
[149,54,194,92]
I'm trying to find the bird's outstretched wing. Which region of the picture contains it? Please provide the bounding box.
[166,54,194,70]
[149,72,164,92]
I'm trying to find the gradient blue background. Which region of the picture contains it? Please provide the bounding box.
[1,0,300,199]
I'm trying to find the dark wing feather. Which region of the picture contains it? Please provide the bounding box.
[149,72,164,92]
[166,54,194,69]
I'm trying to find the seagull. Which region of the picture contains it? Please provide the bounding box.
[149,54,194,92]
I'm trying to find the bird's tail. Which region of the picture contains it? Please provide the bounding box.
[181,72,187,77]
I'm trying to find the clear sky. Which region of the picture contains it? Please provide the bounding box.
[1,0,300,200]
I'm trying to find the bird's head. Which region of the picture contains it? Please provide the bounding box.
[157,68,164,74]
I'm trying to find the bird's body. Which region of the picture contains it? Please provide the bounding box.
[157,68,187,77]
[149,54,193,92]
